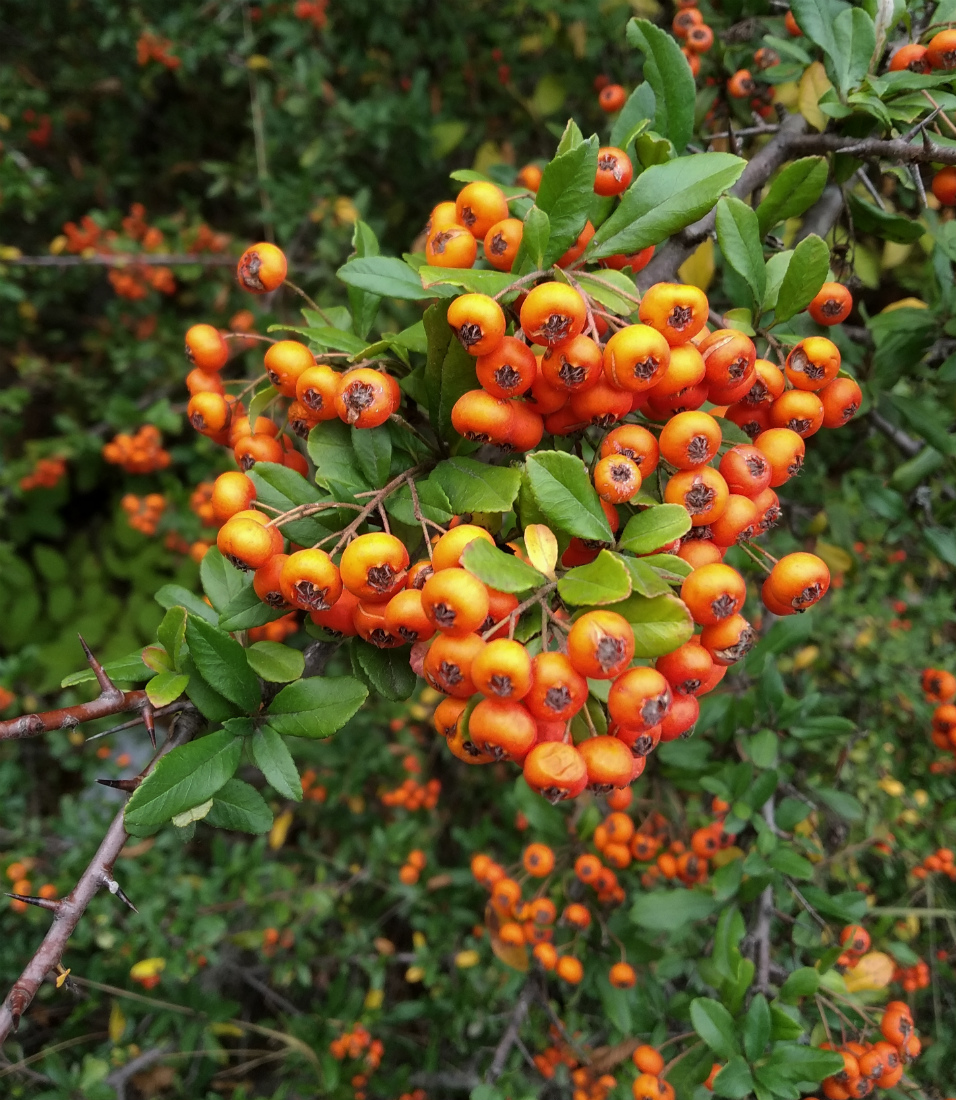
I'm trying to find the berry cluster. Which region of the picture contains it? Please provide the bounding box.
[102,425,171,474]
[534,1028,622,1098]
[891,958,930,993]
[120,492,166,536]
[328,1024,384,1100]
[912,846,956,881]
[923,668,956,770]
[379,754,441,811]
[397,848,427,885]
[19,455,66,491]
[292,0,328,27]
[135,31,180,70]
[261,926,295,957]
[818,1001,921,1095]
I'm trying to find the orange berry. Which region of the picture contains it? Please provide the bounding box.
[237,241,287,293]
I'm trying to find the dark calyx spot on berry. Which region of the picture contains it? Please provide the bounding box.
[788,349,810,375]
[238,453,257,471]
[686,434,710,464]
[398,626,419,643]
[684,524,714,542]
[465,430,493,443]
[430,230,454,254]
[727,356,749,381]
[463,740,485,757]
[716,627,757,662]
[454,321,484,350]
[668,304,693,331]
[745,454,768,476]
[544,685,572,712]
[821,297,844,317]
[632,355,660,381]
[596,635,625,673]
[488,674,513,696]
[786,417,812,435]
[537,312,573,343]
[189,412,206,431]
[841,402,858,421]
[239,252,266,290]
[640,693,668,726]
[493,364,522,391]
[609,462,633,484]
[290,418,310,439]
[488,232,508,256]
[582,538,610,550]
[543,786,569,804]
[792,582,823,610]
[267,369,281,387]
[684,479,716,514]
[558,360,587,386]
[431,603,457,627]
[368,628,394,648]
[411,565,433,590]
[679,677,702,694]
[225,553,251,572]
[185,343,195,364]
[711,593,742,622]
[343,382,375,423]
[366,563,396,592]
[787,455,804,476]
[439,661,463,686]
[631,734,654,757]
[459,205,477,228]
[589,413,617,429]
[263,589,286,608]
[742,420,762,439]
[301,388,324,410]
[598,153,623,179]
[744,380,769,404]
[293,580,332,611]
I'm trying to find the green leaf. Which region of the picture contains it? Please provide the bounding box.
[431,457,521,514]
[559,549,632,605]
[525,451,613,541]
[251,726,302,801]
[623,556,673,597]
[246,642,305,683]
[625,19,695,152]
[743,994,771,1062]
[716,197,766,305]
[778,966,820,1002]
[846,192,924,243]
[631,889,718,931]
[308,420,370,495]
[182,656,242,723]
[756,158,829,235]
[616,592,694,657]
[61,651,152,689]
[765,1043,844,1081]
[145,672,189,708]
[218,586,289,633]
[533,134,599,267]
[351,642,418,702]
[773,234,829,323]
[830,7,876,97]
[125,730,242,834]
[599,977,632,1035]
[386,479,454,527]
[776,797,812,831]
[418,266,515,297]
[925,525,956,567]
[590,153,745,259]
[157,606,187,669]
[572,270,641,317]
[619,504,691,554]
[712,1056,755,1100]
[641,552,693,580]
[248,463,332,545]
[267,676,368,738]
[184,616,261,713]
[348,220,381,339]
[155,584,218,624]
[690,997,740,1060]
[512,205,550,275]
[789,714,856,739]
[351,425,392,488]
[200,548,249,613]
[337,256,438,300]
[205,778,273,833]
[790,0,850,67]
[809,785,863,821]
[423,303,478,442]
[609,82,656,149]
[769,848,814,879]
[461,540,547,594]
[274,324,366,354]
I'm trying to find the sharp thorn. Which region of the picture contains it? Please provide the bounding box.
[97,777,142,792]
[114,884,138,914]
[101,874,138,913]
[143,704,156,749]
[79,634,117,695]
[11,1012,20,1033]
[5,892,61,913]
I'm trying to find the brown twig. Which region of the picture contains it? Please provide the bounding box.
[0,637,155,744]
[485,977,535,1082]
[0,706,205,1041]
[322,466,426,555]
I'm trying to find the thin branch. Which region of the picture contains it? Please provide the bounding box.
[485,978,535,1082]
[0,707,205,1041]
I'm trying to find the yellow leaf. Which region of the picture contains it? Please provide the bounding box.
[455,949,480,968]
[913,789,929,807]
[524,524,558,578]
[798,62,832,132]
[473,141,509,176]
[815,540,853,575]
[678,237,714,293]
[268,809,293,851]
[210,1022,245,1038]
[412,931,427,950]
[881,241,913,269]
[49,235,68,255]
[130,957,165,981]
[486,902,529,972]
[793,646,819,671]
[374,937,395,955]
[880,297,929,313]
[711,846,745,868]
[879,777,905,798]
[246,54,272,71]
[109,1002,127,1044]
[567,20,587,57]
[55,968,71,989]
[772,82,800,109]
[334,197,359,225]
[844,951,895,993]
[405,965,425,983]
[364,988,384,1009]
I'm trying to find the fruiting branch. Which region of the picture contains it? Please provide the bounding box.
[0,637,155,744]
[0,706,204,1043]
[325,466,427,555]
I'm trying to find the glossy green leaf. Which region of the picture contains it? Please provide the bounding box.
[337,256,437,300]
[712,1056,754,1100]
[743,994,771,1062]
[246,642,305,683]
[830,7,876,96]
[251,725,302,801]
[765,1043,844,1081]
[773,234,830,323]
[609,82,656,148]
[125,730,242,834]
[756,158,829,235]
[267,676,368,738]
[205,778,273,833]
[422,303,478,442]
[184,616,261,713]
[619,504,691,554]
[218,587,289,633]
[571,270,641,316]
[307,420,371,494]
[351,642,419,702]
[559,550,632,606]
[778,966,820,1001]
[347,220,381,339]
[155,584,218,624]
[846,192,925,243]
[418,266,514,297]
[525,451,613,541]
[248,462,333,545]
[61,651,152,689]
[617,592,694,657]
[512,205,550,275]
[690,997,741,1060]
[533,133,599,267]
[716,197,766,305]
[200,548,249,613]
[461,540,547,594]
[157,606,187,669]
[145,672,189,708]
[351,424,392,488]
[431,457,521,514]
[623,556,673,597]
[631,889,718,930]
[625,19,695,152]
[790,0,850,65]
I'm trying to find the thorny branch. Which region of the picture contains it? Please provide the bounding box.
[0,706,206,1043]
